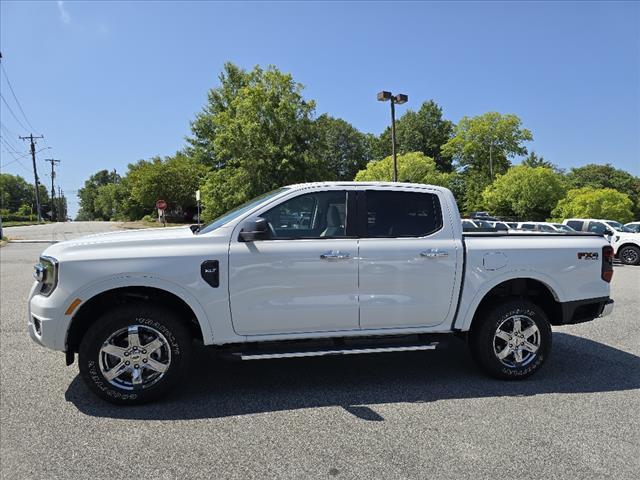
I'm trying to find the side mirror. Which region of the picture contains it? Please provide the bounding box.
[604,229,614,236]
[239,217,269,242]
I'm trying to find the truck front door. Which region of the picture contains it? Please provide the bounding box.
[228,188,360,335]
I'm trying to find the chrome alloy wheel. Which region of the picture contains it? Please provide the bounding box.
[493,315,541,368]
[99,325,171,390]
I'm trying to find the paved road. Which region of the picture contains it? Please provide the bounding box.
[3,221,122,242]
[1,240,639,479]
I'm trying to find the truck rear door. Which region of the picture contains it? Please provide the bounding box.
[357,188,461,329]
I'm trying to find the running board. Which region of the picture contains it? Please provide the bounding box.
[237,342,439,361]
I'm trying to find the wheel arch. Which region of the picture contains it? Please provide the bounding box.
[65,277,213,354]
[458,275,564,332]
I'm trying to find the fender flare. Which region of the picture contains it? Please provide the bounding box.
[66,273,214,345]
[454,269,564,331]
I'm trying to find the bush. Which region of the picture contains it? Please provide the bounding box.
[551,187,634,223]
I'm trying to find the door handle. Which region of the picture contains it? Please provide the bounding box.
[420,249,448,258]
[320,250,351,260]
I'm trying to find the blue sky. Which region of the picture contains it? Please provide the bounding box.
[1,1,638,217]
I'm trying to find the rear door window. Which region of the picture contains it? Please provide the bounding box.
[363,190,442,238]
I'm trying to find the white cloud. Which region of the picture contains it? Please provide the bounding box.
[57,1,71,24]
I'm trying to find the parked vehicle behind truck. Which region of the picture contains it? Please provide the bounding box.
[29,182,614,404]
[563,218,640,265]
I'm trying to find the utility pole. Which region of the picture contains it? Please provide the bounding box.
[58,186,65,221]
[45,158,61,221]
[19,134,45,222]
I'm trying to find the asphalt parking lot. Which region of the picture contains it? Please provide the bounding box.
[1,226,639,479]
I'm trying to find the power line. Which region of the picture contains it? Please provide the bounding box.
[0,121,19,139]
[0,133,21,153]
[0,64,37,132]
[0,93,29,132]
[0,144,31,172]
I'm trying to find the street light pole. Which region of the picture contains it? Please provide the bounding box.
[377,91,408,182]
[390,99,397,182]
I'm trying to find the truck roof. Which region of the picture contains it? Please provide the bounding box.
[286,181,448,191]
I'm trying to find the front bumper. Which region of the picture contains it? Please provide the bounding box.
[27,281,69,351]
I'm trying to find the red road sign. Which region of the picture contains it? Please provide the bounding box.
[156,199,167,210]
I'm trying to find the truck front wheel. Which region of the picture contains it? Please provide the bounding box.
[469,300,552,380]
[78,303,192,404]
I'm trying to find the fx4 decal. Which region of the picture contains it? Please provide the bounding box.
[577,252,599,260]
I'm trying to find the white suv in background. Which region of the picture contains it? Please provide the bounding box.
[563,218,640,265]
[625,222,640,233]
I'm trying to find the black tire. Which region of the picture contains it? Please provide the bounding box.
[78,303,192,404]
[619,245,640,266]
[469,299,552,380]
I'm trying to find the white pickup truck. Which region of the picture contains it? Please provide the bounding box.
[29,182,615,404]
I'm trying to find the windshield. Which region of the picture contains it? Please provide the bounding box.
[605,221,634,233]
[197,187,289,234]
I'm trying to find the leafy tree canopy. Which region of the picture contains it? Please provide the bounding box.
[378,100,455,171]
[551,187,634,223]
[441,112,532,177]
[566,163,639,211]
[482,166,567,220]
[0,173,34,212]
[77,169,121,220]
[521,151,559,171]
[355,151,454,188]
[126,153,208,213]
[310,114,374,181]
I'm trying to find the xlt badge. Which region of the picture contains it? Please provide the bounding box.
[201,260,219,287]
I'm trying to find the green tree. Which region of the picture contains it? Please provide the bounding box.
[521,151,559,171]
[187,62,252,167]
[310,114,373,180]
[200,167,253,220]
[441,112,533,211]
[126,153,208,215]
[566,164,640,213]
[193,63,320,218]
[482,166,567,220]
[551,187,634,223]
[0,173,33,212]
[442,112,532,176]
[378,100,455,171]
[77,169,121,220]
[355,152,453,187]
[93,182,131,220]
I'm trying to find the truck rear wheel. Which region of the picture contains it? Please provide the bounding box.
[78,303,192,404]
[469,299,551,380]
[619,245,640,265]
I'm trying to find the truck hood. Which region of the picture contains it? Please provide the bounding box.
[41,226,201,260]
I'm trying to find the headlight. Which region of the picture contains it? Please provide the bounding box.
[33,256,58,296]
